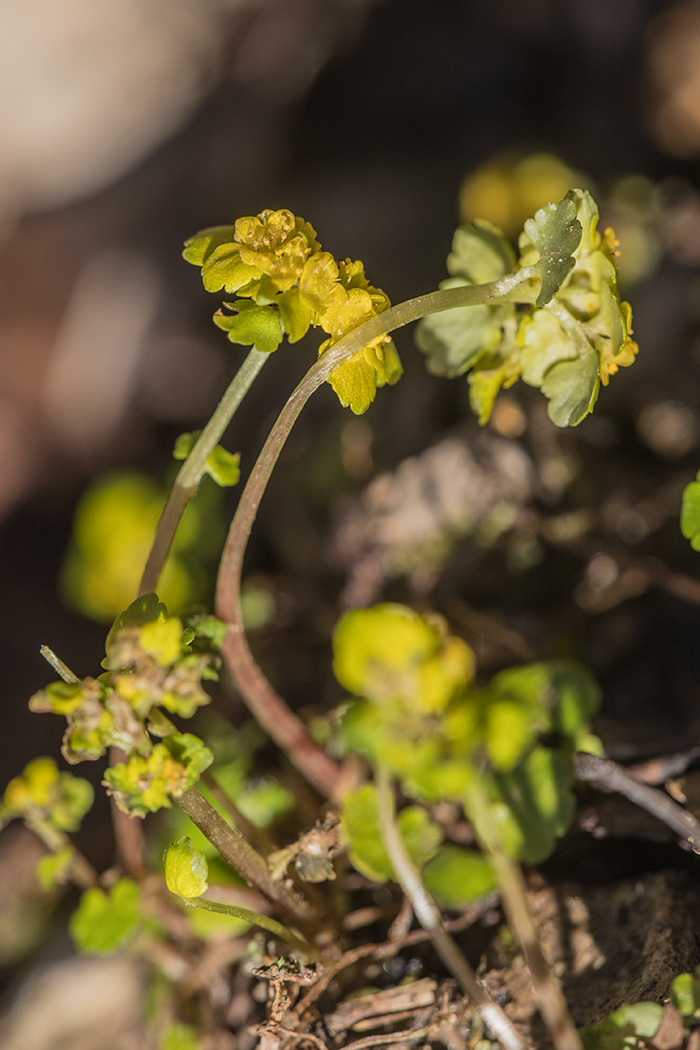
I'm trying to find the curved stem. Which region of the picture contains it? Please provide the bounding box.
[183,896,315,958]
[139,348,269,597]
[375,767,526,1050]
[215,276,528,797]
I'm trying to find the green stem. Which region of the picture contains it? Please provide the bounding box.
[375,767,526,1050]
[139,347,269,597]
[466,777,582,1050]
[176,786,317,938]
[183,896,315,958]
[215,276,530,797]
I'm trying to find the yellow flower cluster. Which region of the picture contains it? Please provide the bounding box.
[184,209,402,414]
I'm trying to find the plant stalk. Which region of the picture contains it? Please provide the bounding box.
[466,778,582,1050]
[216,276,529,797]
[183,896,315,958]
[176,786,317,937]
[139,347,269,597]
[375,767,527,1050]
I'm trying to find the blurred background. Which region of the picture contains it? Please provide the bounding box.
[6,0,700,1040]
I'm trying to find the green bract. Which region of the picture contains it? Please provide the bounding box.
[164,836,209,899]
[103,733,213,817]
[417,189,638,427]
[184,210,401,415]
[70,877,141,954]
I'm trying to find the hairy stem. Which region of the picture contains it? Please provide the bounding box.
[139,347,269,597]
[176,786,317,936]
[375,767,526,1050]
[183,896,315,957]
[216,276,528,797]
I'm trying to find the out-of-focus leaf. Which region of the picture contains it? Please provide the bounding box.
[105,593,168,657]
[70,878,141,954]
[671,969,700,1021]
[160,1023,203,1050]
[173,432,241,488]
[495,746,575,864]
[447,220,517,284]
[422,846,496,907]
[579,1002,664,1050]
[681,473,700,551]
[341,784,442,882]
[36,846,75,892]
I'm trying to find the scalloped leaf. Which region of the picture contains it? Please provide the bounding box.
[521,197,582,307]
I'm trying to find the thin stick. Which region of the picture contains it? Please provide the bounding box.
[40,646,79,684]
[375,767,526,1050]
[574,751,700,851]
[216,276,530,797]
[139,347,269,597]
